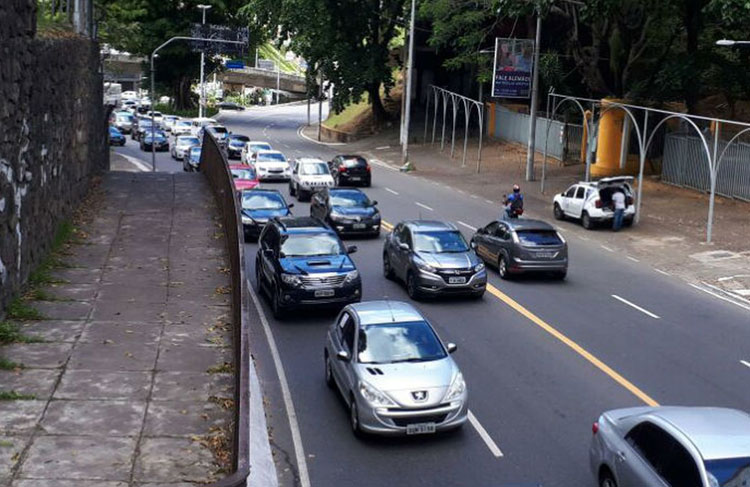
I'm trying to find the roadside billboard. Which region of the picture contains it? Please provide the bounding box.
[491,38,534,98]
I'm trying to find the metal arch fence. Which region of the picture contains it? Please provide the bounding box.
[423,85,484,173]
[542,92,750,243]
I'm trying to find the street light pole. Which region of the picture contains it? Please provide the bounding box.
[197,4,212,118]
[525,11,542,181]
[401,0,417,164]
[276,63,280,105]
[317,71,323,141]
[151,54,157,172]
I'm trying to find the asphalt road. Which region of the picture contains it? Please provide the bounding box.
[129,105,750,487]
[112,129,186,173]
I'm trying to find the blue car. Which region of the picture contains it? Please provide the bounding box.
[241,189,294,241]
[109,126,126,146]
[255,217,361,318]
[310,187,381,237]
[184,146,201,172]
[139,130,168,151]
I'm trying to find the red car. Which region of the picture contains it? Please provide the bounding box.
[229,164,260,192]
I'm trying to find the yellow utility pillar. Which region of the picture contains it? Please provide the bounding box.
[591,99,642,178]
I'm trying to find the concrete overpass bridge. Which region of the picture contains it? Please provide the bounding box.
[220,67,307,95]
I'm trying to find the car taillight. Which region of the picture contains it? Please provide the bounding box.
[339,167,347,173]
[366,165,371,172]
[594,199,602,208]
[592,422,599,435]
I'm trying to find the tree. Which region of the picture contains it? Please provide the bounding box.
[242,0,407,122]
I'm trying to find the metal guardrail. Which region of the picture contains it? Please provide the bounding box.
[200,133,250,487]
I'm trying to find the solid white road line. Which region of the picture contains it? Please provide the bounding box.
[741,360,750,369]
[654,269,671,276]
[458,221,477,231]
[688,283,750,312]
[612,295,661,319]
[415,202,434,211]
[468,410,504,458]
[627,256,640,263]
[578,235,591,241]
[246,279,311,487]
[296,125,346,146]
[385,187,399,195]
[119,153,152,172]
[368,159,399,172]
[484,199,493,204]
[470,194,479,199]
[601,245,614,252]
[375,145,391,150]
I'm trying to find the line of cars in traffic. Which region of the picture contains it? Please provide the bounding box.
[235,146,750,487]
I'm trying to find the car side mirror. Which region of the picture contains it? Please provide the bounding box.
[398,242,409,251]
[470,240,477,250]
[446,343,457,354]
[287,203,295,209]
[263,248,274,256]
[477,227,486,234]
[346,245,358,254]
[371,200,378,206]
[336,350,350,361]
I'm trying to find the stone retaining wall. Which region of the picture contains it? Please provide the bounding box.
[0,1,108,313]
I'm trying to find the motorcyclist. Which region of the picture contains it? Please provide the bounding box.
[503,184,524,219]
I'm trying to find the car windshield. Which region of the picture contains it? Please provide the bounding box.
[190,148,201,157]
[231,168,256,180]
[413,230,469,253]
[343,157,367,168]
[358,321,447,364]
[242,193,285,210]
[299,162,329,175]
[516,230,563,246]
[116,114,133,121]
[330,191,369,207]
[209,126,228,134]
[229,135,249,143]
[280,233,344,257]
[251,144,272,152]
[705,458,750,487]
[178,137,200,146]
[257,152,286,162]
[176,121,191,127]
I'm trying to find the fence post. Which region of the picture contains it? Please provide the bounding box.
[476,104,484,173]
[707,122,720,243]
[431,89,438,145]
[440,93,448,151]
[450,96,458,158]
[423,92,430,144]
[635,111,649,225]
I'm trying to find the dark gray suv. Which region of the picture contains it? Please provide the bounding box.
[382,220,487,299]
[470,219,568,280]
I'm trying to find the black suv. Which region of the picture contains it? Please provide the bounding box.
[328,155,371,187]
[255,217,362,318]
[310,188,380,237]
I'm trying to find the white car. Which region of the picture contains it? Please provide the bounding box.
[553,176,635,229]
[121,91,138,101]
[252,150,291,181]
[162,115,180,132]
[171,135,201,160]
[172,119,193,136]
[241,141,273,164]
[289,158,335,201]
[190,117,218,137]
[147,111,164,124]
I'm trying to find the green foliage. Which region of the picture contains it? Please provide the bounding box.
[6,300,45,322]
[153,103,218,119]
[0,322,44,345]
[258,42,302,74]
[0,391,36,401]
[0,358,23,371]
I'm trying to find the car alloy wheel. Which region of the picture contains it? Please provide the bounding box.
[406,272,421,300]
[324,353,334,388]
[289,182,296,196]
[553,203,564,220]
[582,211,593,230]
[382,253,394,280]
[498,255,510,280]
[350,396,362,436]
[599,473,617,487]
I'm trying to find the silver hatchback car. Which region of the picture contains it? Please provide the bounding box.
[590,406,750,487]
[324,301,468,436]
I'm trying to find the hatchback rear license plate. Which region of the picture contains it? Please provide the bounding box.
[536,252,555,258]
[349,176,361,181]
[448,277,466,284]
[314,289,335,297]
[406,423,436,435]
[352,223,366,229]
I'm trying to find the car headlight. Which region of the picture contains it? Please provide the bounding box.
[359,381,395,407]
[444,372,465,401]
[241,215,253,225]
[280,273,303,287]
[415,260,437,274]
[344,270,359,283]
[329,211,345,221]
[474,262,485,272]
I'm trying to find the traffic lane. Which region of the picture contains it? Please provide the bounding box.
[368,165,750,407]
[244,182,638,487]
[111,133,182,173]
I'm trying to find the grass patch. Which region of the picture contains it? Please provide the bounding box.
[153,103,218,119]
[0,358,24,371]
[324,96,370,129]
[207,362,233,374]
[28,220,77,286]
[23,288,68,302]
[0,391,36,401]
[0,322,45,345]
[6,299,45,321]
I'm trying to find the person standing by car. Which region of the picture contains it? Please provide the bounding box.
[612,190,626,231]
[503,185,524,219]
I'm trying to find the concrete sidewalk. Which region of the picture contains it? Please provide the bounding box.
[0,172,235,486]
[307,124,750,305]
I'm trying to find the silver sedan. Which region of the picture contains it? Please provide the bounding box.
[590,406,750,487]
[324,300,468,436]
